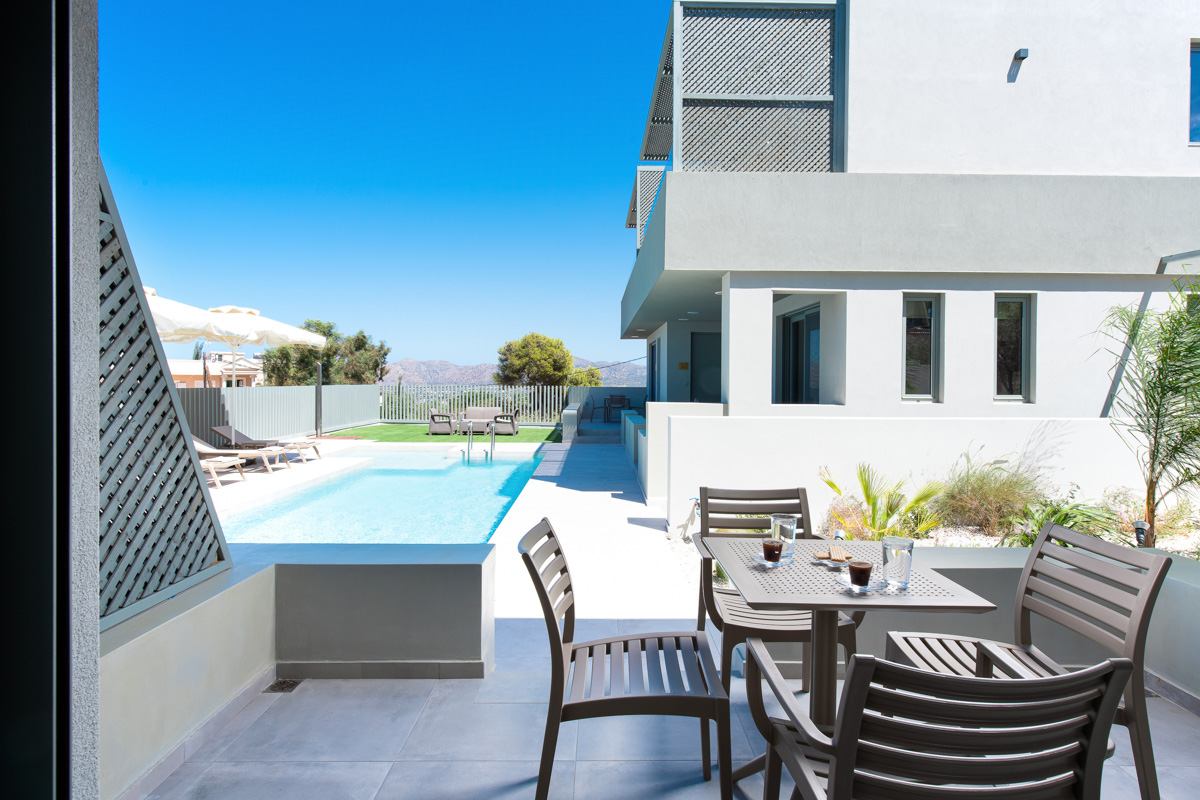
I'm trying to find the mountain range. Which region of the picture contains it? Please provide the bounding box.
[381,357,646,387]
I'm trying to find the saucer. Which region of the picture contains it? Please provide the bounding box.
[833,574,888,593]
[752,554,794,568]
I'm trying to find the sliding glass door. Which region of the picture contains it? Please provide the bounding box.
[781,306,820,404]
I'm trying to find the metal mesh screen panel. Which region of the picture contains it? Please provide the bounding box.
[637,168,666,248]
[98,173,229,626]
[682,7,834,97]
[641,32,674,161]
[681,100,831,172]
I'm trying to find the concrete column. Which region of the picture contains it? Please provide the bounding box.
[723,279,776,416]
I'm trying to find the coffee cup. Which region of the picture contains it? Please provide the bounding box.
[848,560,873,586]
[762,539,783,563]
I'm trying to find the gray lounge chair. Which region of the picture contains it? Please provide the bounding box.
[886,522,1171,800]
[193,436,290,473]
[519,518,732,800]
[428,412,455,435]
[745,637,1132,800]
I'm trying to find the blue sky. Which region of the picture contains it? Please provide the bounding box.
[100,0,668,364]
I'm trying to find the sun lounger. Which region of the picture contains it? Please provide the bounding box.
[201,456,245,489]
[193,436,291,472]
[212,425,319,460]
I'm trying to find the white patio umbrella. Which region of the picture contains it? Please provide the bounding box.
[143,288,326,435]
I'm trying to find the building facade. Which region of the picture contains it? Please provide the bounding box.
[622,0,1200,525]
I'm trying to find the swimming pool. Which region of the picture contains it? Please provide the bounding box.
[221,448,541,545]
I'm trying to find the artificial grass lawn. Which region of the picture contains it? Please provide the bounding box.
[330,423,562,444]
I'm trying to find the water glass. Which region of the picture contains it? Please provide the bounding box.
[770,514,799,559]
[882,536,914,587]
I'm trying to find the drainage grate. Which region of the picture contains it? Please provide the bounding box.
[264,679,302,693]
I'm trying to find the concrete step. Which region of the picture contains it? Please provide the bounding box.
[574,430,621,444]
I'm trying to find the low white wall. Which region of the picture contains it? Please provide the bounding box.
[664,415,1142,527]
[100,566,276,800]
[562,403,580,443]
[644,401,726,506]
[622,413,646,467]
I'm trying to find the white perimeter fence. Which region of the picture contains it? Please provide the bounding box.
[178,383,642,443]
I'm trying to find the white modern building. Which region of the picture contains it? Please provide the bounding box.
[621,0,1200,526]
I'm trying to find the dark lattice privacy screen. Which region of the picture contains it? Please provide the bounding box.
[98,162,231,630]
[680,6,837,172]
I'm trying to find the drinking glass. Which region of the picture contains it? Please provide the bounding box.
[882,536,914,587]
[770,514,799,559]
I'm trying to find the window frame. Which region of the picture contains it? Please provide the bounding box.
[1191,41,1200,144]
[901,294,941,402]
[994,294,1032,402]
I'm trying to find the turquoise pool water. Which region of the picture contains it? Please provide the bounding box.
[221,449,541,544]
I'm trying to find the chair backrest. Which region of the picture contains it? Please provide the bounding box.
[518,519,576,685]
[827,654,1132,800]
[1014,523,1171,661]
[698,487,815,539]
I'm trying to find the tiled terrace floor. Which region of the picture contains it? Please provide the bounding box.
[166,441,1200,799]
[146,615,1200,800]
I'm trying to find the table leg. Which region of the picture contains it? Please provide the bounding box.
[809,609,838,727]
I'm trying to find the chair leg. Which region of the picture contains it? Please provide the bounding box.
[535,714,561,800]
[721,637,736,696]
[717,705,733,800]
[801,641,812,694]
[1123,675,1160,800]
[764,739,783,800]
[701,717,712,781]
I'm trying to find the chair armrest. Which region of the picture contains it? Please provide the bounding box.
[692,533,714,560]
[976,640,1041,679]
[745,638,835,756]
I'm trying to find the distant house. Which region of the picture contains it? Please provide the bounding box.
[168,353,264,389]
[621,0,1200,525]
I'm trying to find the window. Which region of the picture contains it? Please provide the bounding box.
[995,295,1031,400]
[1192,42,1200,143]
[780,305,820,404]
[903,296,940,400]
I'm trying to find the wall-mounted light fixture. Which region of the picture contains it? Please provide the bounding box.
[1015,48,1029,60]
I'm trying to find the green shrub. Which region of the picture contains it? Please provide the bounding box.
[1001,486,1118,547]
[1102,487,1195,541]
[933,450,1043,536]
[821,464,943,540]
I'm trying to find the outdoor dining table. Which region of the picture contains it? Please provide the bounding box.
[706,536,996,778]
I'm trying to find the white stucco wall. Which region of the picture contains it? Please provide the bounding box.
[845,0,1200,176]
[664,415,1143,528]
[719,272,1177,419]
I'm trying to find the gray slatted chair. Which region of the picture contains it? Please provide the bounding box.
[519,519,732,800]
[886,522,1171,800]
[745,637,1132,800]
[695,487,864,694]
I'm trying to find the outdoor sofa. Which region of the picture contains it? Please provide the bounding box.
[457,406,518,435]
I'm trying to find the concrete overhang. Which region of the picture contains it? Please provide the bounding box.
[621,171,1200,338]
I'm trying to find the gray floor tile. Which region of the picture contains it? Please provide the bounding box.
[145,762,210,800]
[474,669,553,704]
[1154,766,1200,798]
[1107,696,1200,768]
[149,761,390,800]
[573,760,769,800]
[222,679,436,762]
[575,715,756,762]
[397,692,577,762]
[375,760,574,800]
[187,694,281,763]
[1101,764,1145,800]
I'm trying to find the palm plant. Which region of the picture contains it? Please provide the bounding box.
[1102,275,1200,548]
[821,464,944,540]
[1001,494,1119,548]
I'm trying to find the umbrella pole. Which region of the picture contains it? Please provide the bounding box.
[229,345,237,438]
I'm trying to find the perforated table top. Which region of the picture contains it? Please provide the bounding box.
[706,538,995,614]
